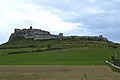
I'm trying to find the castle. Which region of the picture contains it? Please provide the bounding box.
[9,26,63,41]
[9,26,108,42]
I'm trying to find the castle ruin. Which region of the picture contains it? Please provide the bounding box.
[9,26,108,42]
[9,26,63,41]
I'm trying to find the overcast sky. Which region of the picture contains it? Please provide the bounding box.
[0,0,120,44]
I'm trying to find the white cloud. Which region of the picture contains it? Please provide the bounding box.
[6,2,81,32]
[4,2,81,31]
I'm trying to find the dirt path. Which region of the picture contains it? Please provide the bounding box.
[0,65,119,80]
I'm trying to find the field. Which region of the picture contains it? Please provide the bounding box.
[0,39,120,79]
[0,65,120,80]
[0,39,119,65]
[0,47,115,65]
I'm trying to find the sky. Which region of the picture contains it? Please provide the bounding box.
[0,0,120,44]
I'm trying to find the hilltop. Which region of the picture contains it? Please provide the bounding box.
[0,26,113,49]
[1,26,119,50]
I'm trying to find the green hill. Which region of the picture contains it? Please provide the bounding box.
[0,38,113,49]
[0,38,119,65]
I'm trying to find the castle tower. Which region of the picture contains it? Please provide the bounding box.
[59,33,63,38]
[30,26,32,29]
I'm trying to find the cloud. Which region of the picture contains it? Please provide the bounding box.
[0,0,120,43]
[0,1,82,31]
[15,3,81,32]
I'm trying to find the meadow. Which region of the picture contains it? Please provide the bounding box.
[0,47,116,65]
[0,39,119,65]
[0,39,120,80]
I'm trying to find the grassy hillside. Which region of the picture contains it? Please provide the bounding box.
[0,48,114,65]
[0,39,119,65]
[0,39,113,48]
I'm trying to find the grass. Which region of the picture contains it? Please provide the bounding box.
[0,39,109,49]
[116,49,120,59]
[0,47,114,65]
[0,39,119,65]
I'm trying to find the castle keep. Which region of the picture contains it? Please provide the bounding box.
[9,26,108,42]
